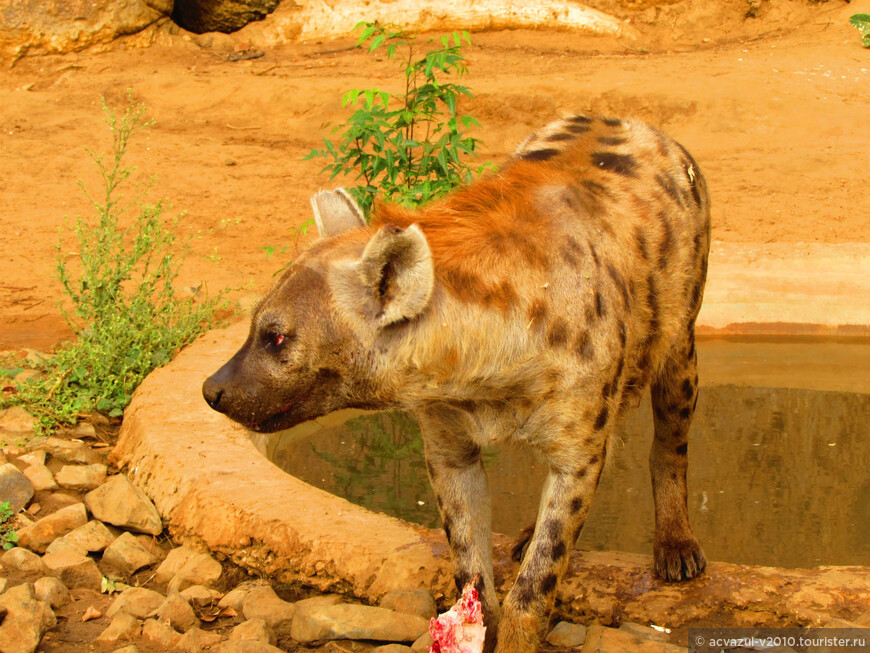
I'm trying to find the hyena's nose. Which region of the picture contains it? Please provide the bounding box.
[202,376,226,413]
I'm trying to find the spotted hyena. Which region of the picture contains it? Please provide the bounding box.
[203,114,709,653]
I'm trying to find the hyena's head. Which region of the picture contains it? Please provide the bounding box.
[202,189,434,432]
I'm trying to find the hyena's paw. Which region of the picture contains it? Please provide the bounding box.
[654,537,707,581]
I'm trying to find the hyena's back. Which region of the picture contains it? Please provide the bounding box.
[374,114,711,411]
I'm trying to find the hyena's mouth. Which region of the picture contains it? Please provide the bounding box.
[246,399,303,433]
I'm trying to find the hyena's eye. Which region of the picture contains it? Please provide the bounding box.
[264,331,291,350]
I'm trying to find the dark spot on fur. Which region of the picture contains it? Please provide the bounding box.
[547,319,570,348]
[589,454,601,466]
[426,461,437,480]
[655,173,685,209]
[594,291,605,319]
[570,496,584,513]
[454,571,471,592]
[676,443,688,455]
[679,407,691,420]
[594,405,609,430]
[521,148,561,162]
[658,214,674,271]
[602,117,622,127]
[635,229,649,261]
[588,243,601,268]
[550,540,568,561]
[592,151,639,177]
[598,136,628,145]
[528,298,549,326]
[690,281,703,309]
[687,335,696,360]
[568,115,593,124]
[617,324,627,349]
[543,518,562,542]
[561,236,584,267]
[675,141,703,206]
[575,467,588,479]
[566,123,592,134]
[654,405,666,421]
[575,331,594,360]
[513,575,535,609]
[546,132,577,142]
[443,518,452,543]
[540,573,559,595]
[614,355,625,381]
[607,264,631,307]
[582,179,613,200]
[682,379,694,401]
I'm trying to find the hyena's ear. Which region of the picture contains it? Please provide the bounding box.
[310,188,366,237]
[332,224,434,329]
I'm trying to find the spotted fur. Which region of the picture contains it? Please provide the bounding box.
[203,114,711,653]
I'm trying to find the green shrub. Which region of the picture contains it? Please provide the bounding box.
[0,502,17,550]
[306,22,490,218]
[7,97,226,432]
[850,14,870,47]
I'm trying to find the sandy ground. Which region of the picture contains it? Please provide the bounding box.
[1,0,869,352]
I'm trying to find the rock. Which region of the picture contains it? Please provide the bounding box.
[21,464,58,492]
[582,624,685,653]
[0,583,57,653]
[177,625,223,652]
[64,520,116,552]
[37,437,101,465]
[33,577,70,609]
[142,617,182,648]
[55,463,107,491]
[113,647,140,653]
[171,0,279,34]
[41,550,103,591]
[16,451,45,467]
[217,581,271,612]
[0,577,8,594]
[155,544,198,585]
[16,502,88,553]
[411,631,432,652]
[156,592,199,633]
[212,641,285,653]
[372,645,414,653]
[85,475,162,535]
[181,584,220,607]
[379,589,437,620]
[44,538,87,556]
[229,617,275,644]
[0,406,37,432]
[619,622,670,642]
[857,609,870,627]
[68,421,97,439]
[167,552,223,592]
[242,586,296,636]
[1,547,46,574]
[546,621,588,647]
[0,463,34,512]
[290,603,429,643]
[107,587,166,620]
[0,0,170,60]
[101,532,158,578]
[94,612,140,647]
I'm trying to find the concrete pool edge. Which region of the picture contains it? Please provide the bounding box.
[112,320,870,628]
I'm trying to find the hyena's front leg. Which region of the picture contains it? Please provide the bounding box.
[418,405,500,652]
[497,438,607,653]
[649,329,706,581]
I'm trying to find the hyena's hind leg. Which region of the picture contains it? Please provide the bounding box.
[649,328,707,581]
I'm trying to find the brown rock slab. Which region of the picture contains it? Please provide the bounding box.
[142,617,182,648]
[372,645,414,653]
[41,550,102,591]
[101,531,158,578]
[63,519,116,552]
[37,437,101,465]
[33,576,70,609]
[1,547,46,574]
[171,0,279,34]
[21,464,58,492]
[107,586,166,620]
[16,451,45,467]
[44,538,87,557]
[619,622,670,642]
[0,463,34,513]
[0,582,57,653]
[229,617,275,644]
[290,603,429,643]
[167,552,223,592]
[94,612,140,647]
[411,631,432,652]
[156,592,199,633]
[546,621,588,647]
[155,544,199,585]
[0,406,37,432]
[177,625,224,652]
[212,641,285,653]
[242,586,296,636]
[582,624,685,653]
[180,584,220,606]
[379,589,436,620]
[85,474,162,535]
[54,463,107,491]
[16,502,88,553]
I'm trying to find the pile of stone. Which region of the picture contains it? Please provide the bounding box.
[0,406,687,653]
